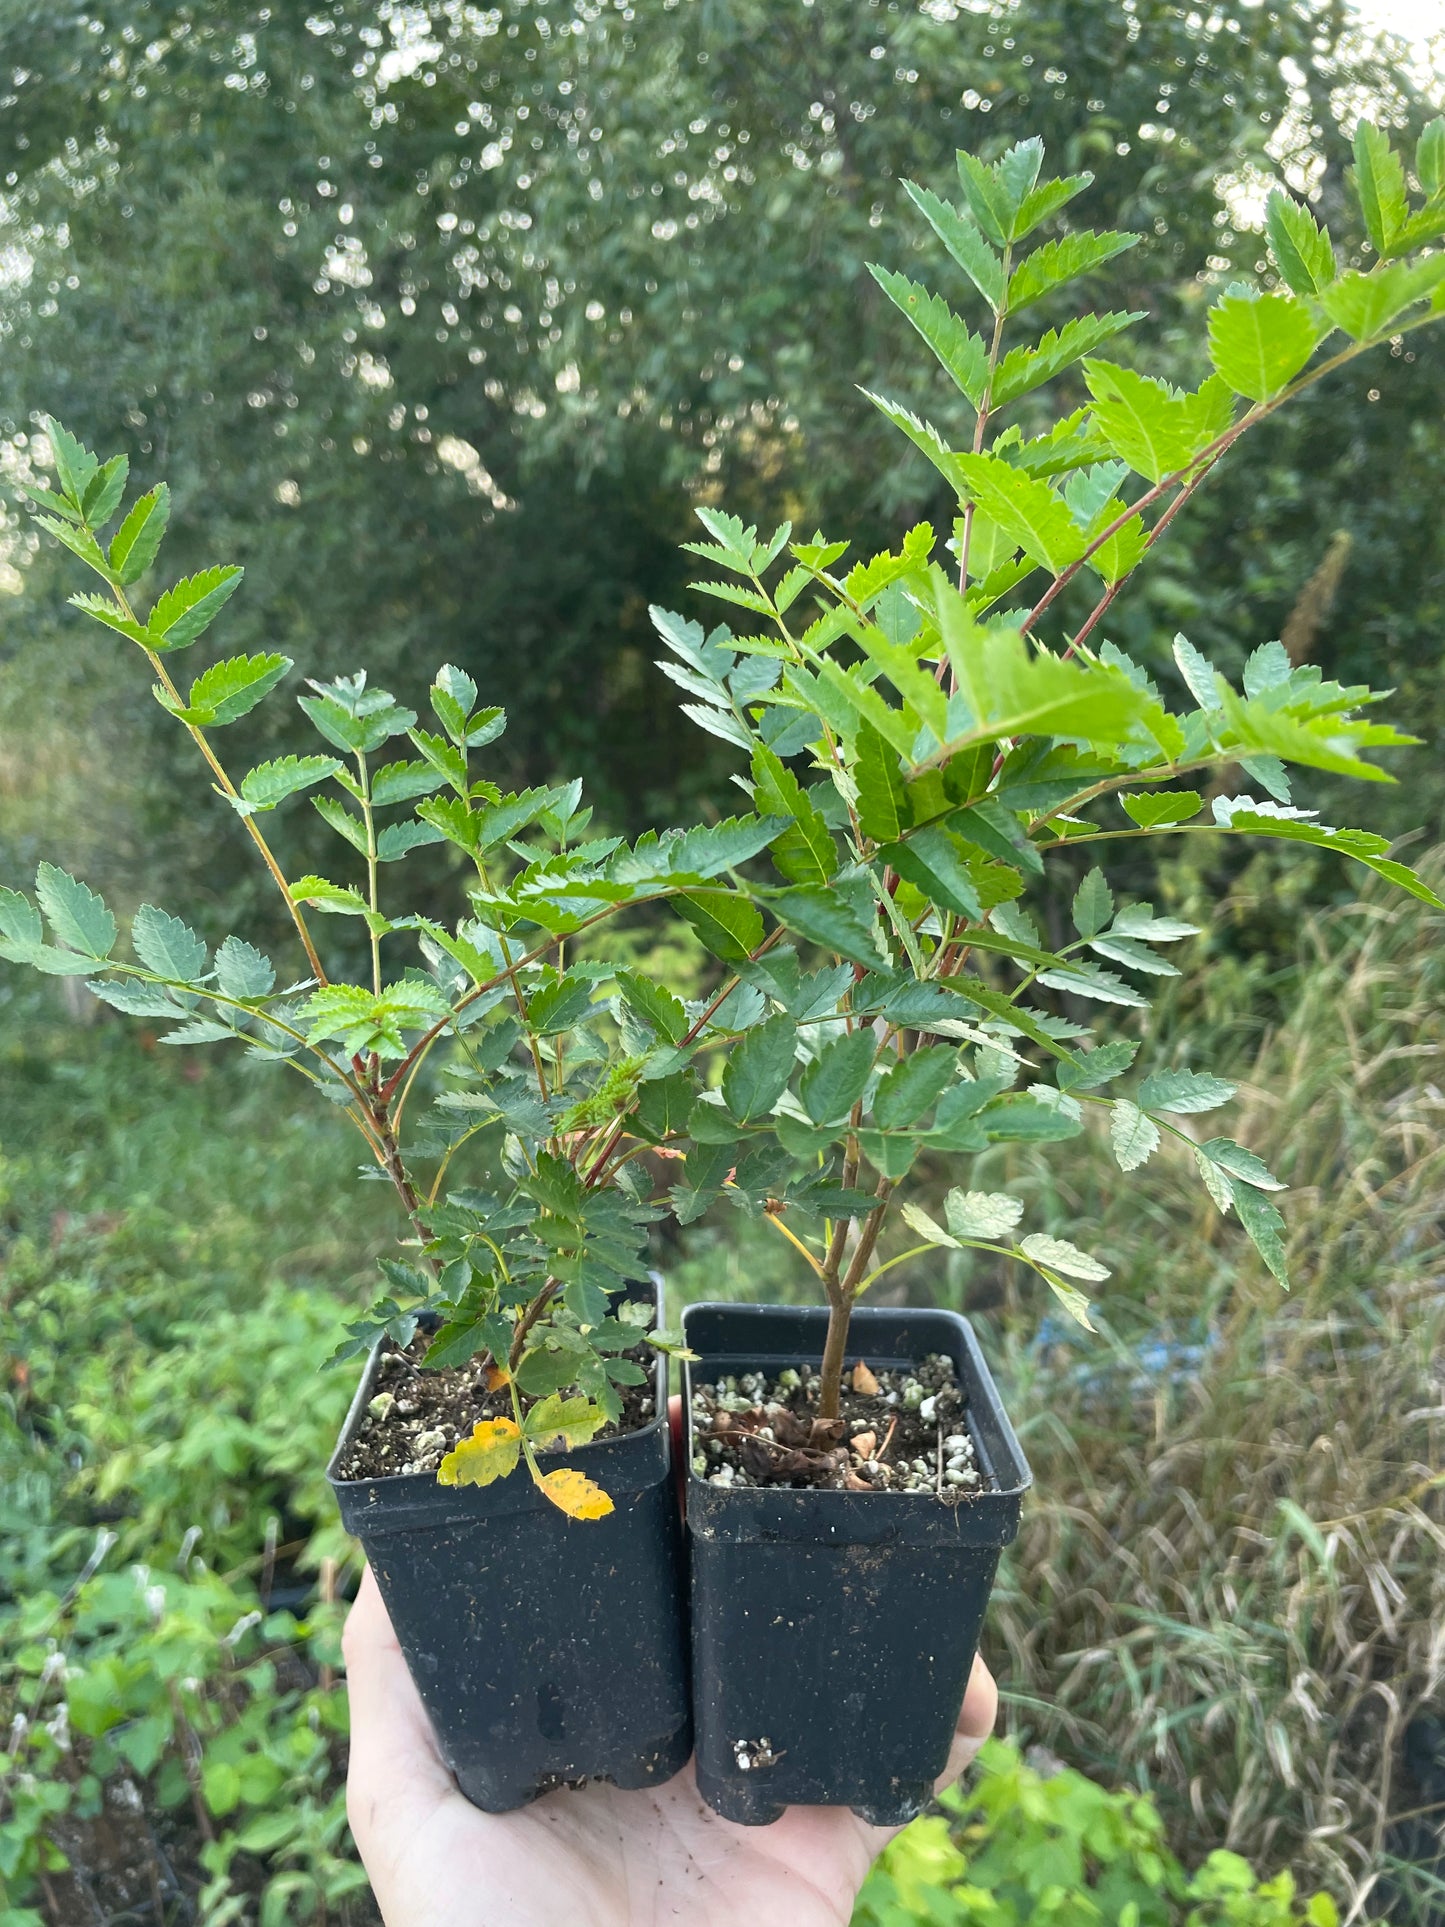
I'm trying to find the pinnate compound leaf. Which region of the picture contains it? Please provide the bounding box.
[437,1418,522,1488]
[946,1189,1024,1239]
[1110,1101,1160,1172]
[1265,192,1335,298]
[109,483,170,583]
[1019,1233,1110,1282]
[1137,1068,1237,1114]
[148,567,244,651]
[36,864,116,958]
[536,1468,614,1520]
[238,755,343,813]
[132,905,206,982]
[1207,291,1321,401]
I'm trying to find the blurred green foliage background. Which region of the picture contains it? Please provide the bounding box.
[2,3,1443,1923]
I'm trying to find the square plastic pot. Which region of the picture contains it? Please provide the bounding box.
[328,1282,691,1812]
[683,1300,1030,1827]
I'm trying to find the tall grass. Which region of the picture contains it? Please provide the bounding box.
[982,857,1445,1915]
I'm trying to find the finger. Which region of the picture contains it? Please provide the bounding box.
[934,1652,998,1792]
[342,1567,455,1811]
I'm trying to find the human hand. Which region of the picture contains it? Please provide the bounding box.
[343,1566,995,1927]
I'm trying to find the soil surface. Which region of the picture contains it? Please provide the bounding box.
[690,1352,990,1500]
[336,1333,657,1481]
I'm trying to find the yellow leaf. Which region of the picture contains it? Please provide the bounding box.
[483,1362,511,1391]
[536,1467,615,1520]
[436,1417,521,1488]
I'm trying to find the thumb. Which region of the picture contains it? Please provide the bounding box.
[342,1566,457,1826]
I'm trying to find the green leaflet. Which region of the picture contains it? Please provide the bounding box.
[773,876,889,969]
[214,934,275,1001]
[1121,790,1203,829]
[721,1011,797,1124]
[148,566,244,651]
[35,863,117,959]
[615,970,689,1045]
[859,390,971,498]
[1265,192,1335,299]
[750,747,836,885]
[878,825,984,920]
[954,454,1087,576]
[1219,685,1416,782]
[855,724,910,843]
[1231,1180,1290,1288]
[109,483,170,584]
[900,180,1004,311]
[68,592,153,646]
[1071,867,1114,938]
[1207,291,1321,402]
[1137,1069,1236,1114]
[867,266,988,407]
[237,756,343,813]
[46,419,99,505]
[673,890,764,962]
[1350,120,1408,257]
[1210,805,1444,908]
[1006,230,1140,312]
[930,574,1151,756]
[798,1029,876,1126]
[990,312,1144,411]
[1110,1101,1159,1172]
[1083,362,1235,485]
[157,652,291,727]
[1318,258,1445,341]
[132,905,207,983]
[872,1045,957,1129]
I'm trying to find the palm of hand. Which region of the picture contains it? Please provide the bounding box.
[344,1566,997,1927]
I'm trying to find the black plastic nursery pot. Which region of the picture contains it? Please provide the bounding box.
[683,1300,1031,1827]
[327,1283,691,1813]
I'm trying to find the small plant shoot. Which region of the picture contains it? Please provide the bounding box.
[6,127,1443,1507]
